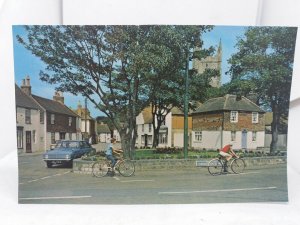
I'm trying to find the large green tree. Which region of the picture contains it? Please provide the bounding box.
[17,25,214,156]
[227,26,297,152]
[141,26,214,148]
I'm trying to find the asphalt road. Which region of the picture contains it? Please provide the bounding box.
[18,153,288,204]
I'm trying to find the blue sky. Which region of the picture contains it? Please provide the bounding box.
[13,25,246,117]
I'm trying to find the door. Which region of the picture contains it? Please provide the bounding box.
[25,131,32,153]
[241,129,247,149]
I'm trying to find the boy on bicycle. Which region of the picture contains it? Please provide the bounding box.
[105,138,123,174]
[219,144,239,172]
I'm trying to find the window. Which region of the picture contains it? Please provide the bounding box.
[60,132,66,140]
[149,124,152,132]
[32,130,36,143]
[142,124,144,132]
[69,133,72,140]
[51,114,55,124]
[68,117,72,126]
[40,111,44,124]
[252,112,259,123]
[25,109,31,124]
[231,131,236,141]
[195,131,202,142]
[159,133,167,144]
[17,127,23,149]
[51,132,55,144]
[230,111,238,123]
[252,131,257,141]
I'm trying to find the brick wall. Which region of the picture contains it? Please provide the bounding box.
[47,112,77,133]
[193,111,265,131]
[223,111,265,131]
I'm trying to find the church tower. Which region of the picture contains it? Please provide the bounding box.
[192,39,222,88]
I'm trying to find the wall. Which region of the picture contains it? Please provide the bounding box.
[46,112,77,133]
[16,107,45,153]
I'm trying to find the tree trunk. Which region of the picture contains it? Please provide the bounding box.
[270,103,280,153]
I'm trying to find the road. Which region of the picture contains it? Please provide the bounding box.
[18,153,288,204]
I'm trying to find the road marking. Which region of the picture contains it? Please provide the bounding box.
[227,171,261,176]
[19,195,92,200]
[19,171,71,185]
[120,180,155,183]
[158,187,277,195]
[113,177,120,181]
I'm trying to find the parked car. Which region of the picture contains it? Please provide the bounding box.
[43,140,95,168]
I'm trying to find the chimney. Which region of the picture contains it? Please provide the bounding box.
[20,75,32,95]
[53,91,64,104]
[236,94,242,101]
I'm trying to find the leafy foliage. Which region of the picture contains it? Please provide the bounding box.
[17,25,214,157]
[227,26,297,152]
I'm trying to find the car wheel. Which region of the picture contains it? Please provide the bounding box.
[46,161,53,168]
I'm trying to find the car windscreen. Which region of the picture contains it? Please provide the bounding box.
[59,141,79,148]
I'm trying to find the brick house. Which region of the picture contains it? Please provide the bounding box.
[192,94,265,151]
[16,76,82,152]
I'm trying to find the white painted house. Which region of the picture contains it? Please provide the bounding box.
[15,84,45,153]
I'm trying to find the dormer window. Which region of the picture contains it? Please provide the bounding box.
[230,111,238,123]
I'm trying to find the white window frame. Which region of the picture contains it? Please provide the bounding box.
[230,111,238,123]
[252,112,259,123]
[195,131,202,142]
[159,133,167,144]
[17,127,23,149]
[148,124,152,132]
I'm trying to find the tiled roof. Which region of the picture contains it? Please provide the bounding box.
[193,94,264,114]
[32,95,78,117]
[15,85,41,110]
[97,124,111,133]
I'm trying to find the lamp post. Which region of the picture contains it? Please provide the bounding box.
[183,45,190,159]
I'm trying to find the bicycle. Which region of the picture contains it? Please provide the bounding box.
[92,155,135,178]
[207,154,245,176]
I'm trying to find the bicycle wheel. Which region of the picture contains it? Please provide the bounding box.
[230,158,245,174]
[208,158,223,176]
[92,160,109,177]
[117,160,135,177]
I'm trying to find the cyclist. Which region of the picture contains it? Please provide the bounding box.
[105,138,123,175]
[219,144,239,172]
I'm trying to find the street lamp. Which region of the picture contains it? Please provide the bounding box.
[183,45,190,159]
